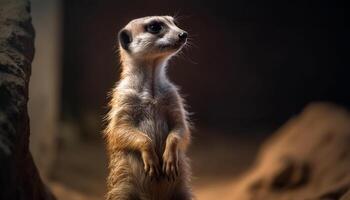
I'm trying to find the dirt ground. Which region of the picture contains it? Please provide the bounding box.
[48,128,268,200]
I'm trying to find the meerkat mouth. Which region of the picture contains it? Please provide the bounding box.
[159,40,186,50]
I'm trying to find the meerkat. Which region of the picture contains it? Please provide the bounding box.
[104,16,193,200]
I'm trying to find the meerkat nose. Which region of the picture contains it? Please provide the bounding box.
[178,32,188,40]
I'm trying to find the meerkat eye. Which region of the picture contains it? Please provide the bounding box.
[146,21,163,34]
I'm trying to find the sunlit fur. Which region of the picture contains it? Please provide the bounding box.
[104,16,193,200]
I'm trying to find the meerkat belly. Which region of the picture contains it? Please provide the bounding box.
[137,101,169,155]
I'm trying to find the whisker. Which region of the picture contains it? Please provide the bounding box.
[174,44,198,65]
[186,40,199,49]
[187,34,199,38]
[172,10,181,20]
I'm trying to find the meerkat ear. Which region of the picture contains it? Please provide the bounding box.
[118,29,132,51]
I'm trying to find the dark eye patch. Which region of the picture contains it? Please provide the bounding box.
[145,21,164,34]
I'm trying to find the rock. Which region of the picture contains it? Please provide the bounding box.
[0,0,55,199]
[29,0,61,180]
[232,102,350,200]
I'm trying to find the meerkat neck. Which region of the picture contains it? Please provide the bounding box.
[120,58,169,96]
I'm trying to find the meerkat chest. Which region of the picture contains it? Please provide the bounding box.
[118,82,174,129]
[137,91,169,115]
[137,80,173,106]
[131,92,171,145]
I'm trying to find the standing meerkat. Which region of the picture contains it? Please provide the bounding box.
[104,16,193,200]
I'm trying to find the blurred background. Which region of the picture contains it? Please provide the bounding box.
[28,0,348,199]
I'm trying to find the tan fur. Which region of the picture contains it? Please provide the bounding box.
[104,16,193,200]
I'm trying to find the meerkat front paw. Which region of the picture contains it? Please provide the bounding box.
[141,148,160,179]
[162,148,179,181]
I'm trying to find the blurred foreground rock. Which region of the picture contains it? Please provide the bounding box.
[0,0,55,199]
[232,103,350,200]
[29,0,61,180]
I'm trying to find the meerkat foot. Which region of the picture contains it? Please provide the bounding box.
[141,148,160,179]
[162,148,179,181]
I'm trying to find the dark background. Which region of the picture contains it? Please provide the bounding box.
[26,0,349,199]
[62,0,349,134]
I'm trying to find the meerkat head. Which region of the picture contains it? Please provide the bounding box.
[118,16,188,61]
